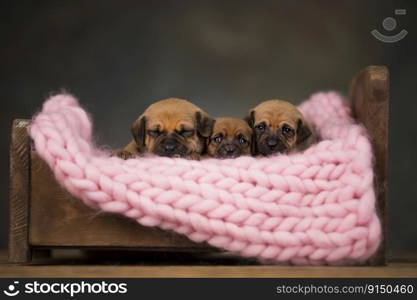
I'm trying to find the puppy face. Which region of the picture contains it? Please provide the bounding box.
[131,98,214,159]
[208,118,252,159]
[246,100,312,156]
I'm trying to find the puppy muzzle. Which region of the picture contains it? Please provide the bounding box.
[216,142,241,158]
[258,134,287,155]
[153,136,188,158]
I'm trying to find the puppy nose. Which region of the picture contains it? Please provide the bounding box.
[225,145,236,154]
[266,137,278,147]
[164,143,176,152]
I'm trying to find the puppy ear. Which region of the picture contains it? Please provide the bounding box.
[131,115,147,150]
[244,110,255,127]
[250,131,257,155]
[206,119,217,147]
[296,119,312,145]
[195,111,215,138]
[244,111,257,155]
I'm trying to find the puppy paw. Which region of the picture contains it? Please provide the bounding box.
[112,150,136,160]
[187,153,202,160]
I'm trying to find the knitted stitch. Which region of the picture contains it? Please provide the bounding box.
[29,92,381,265]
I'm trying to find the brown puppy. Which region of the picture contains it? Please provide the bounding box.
[207,117,252,159]
[245,100,315,156]
[115,98,214,159]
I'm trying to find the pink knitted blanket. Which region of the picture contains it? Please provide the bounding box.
[29,92,381,265]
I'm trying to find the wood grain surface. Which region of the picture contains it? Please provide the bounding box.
[0,263,415,278]
[8,119,31,263]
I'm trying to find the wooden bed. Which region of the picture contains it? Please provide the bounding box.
[9,66,389,265]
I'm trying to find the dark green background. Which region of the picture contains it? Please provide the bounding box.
[0,0,416,255]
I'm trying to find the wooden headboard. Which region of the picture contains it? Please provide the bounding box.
[349,66,389,265]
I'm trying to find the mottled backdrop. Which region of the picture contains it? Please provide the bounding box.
[1,0,416,254]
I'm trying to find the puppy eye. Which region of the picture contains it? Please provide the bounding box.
[255,124,265,132]
[179,129,194,137]
[239,137,247,144]
[147,130,161,137]
[214,136,222,143]
[281,124,294,136]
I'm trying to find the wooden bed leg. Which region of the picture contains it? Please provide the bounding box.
[9,119,32,263]
[349,66,389,266]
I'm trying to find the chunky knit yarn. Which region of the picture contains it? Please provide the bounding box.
[29,92,381,265]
